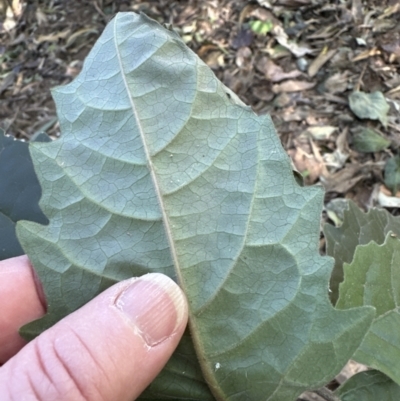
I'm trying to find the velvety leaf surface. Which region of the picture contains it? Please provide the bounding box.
[17,12,373,401]
[0,130,49,260]
[324,200,400,304]
[335,370,400,401]
[337,233,400,384]
[140,331,216,400]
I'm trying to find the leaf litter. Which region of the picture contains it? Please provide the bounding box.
[2,0,398,212]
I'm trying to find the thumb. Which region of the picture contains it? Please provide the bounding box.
[0,273,188,401]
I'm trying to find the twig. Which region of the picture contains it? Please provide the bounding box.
[314,387,341,401]
[355,62,368,91]
[92,0,108,23]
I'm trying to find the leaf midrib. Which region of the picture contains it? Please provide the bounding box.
[113,14,182,282]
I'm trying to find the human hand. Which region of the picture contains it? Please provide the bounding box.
[0,255,188,400]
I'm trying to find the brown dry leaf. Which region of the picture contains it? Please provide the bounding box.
[305,126,337,140]
[288,146,323,185]
[251,84,274,102]
[1,1,19,31]
[336,128,351,158]
[280,105,311,121]
[324,72,349,94]
[304,114,319,126]
[348,181,376,209]
[323,128,350,170]
[35,8,47,26]
[222,70,242,94]
[249,7,279,24]
[203,50,225,69]
[288,140,326,184]
[310,138,328,176]
[378,3,400,19]
[205,3,219,23]
[380,185,400,198]
[264,43,292,59]
[276,0,312,5]
[272,25,312,57]
[308,47,337,78]
[384,75,400,90]
[378,185,400,207]
[256,56,302,82]
[351,0,363,24]
[65,60,83,78]
[386,85,400,97]
[307,25,340,40]
[37,29,71,43]
[273,92,292,108]
[238,3,256,25]
[197,44,219,58]
[10,0,23,17]
[235,47,252,69]
[198,44,226,69]
[321,164,364,193]
[352,47,381,62]
[272,80,315,93]
[66,28,99,48]
[256,0,273,7]
[373,19,397,34]
[380,36,400,57]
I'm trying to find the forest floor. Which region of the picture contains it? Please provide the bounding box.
[1,0,399,399]
[1,0,400,215]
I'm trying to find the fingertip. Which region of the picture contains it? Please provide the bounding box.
[114,273,188,346]
[0,255,45,363]
[0,273,189,401]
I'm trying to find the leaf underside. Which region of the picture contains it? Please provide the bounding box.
[324,200,400,304]
[337,233,400,385]
[17,12,373,401]
[335,370,400,401]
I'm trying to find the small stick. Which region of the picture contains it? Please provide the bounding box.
[314,387,341,401]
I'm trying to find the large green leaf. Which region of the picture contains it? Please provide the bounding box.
[335,370,400,401]
[0,129,49,260]
[337,233,400,384]
[16,12,373,401]
[324,200,400,304]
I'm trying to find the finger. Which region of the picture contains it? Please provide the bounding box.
[0,255,45,363]
[0,273,188,401]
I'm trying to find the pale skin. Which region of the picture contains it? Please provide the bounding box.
[0,255,189,401]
